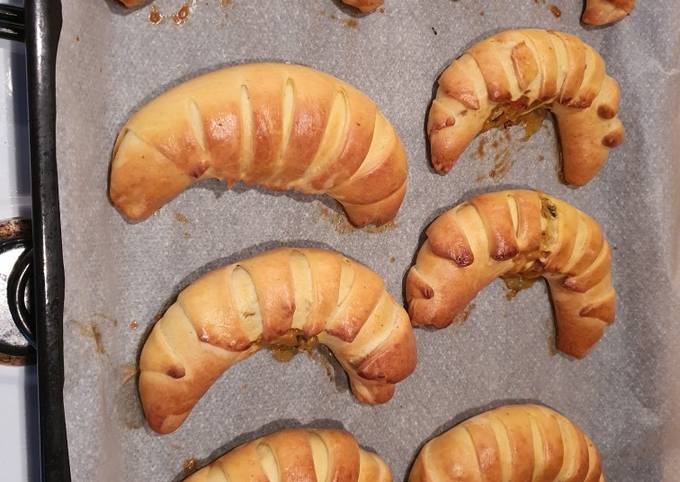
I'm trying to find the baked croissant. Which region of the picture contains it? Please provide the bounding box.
[342,0,384,13]
[409,404,604,482]
[406,190,615,358]
[139,247,417,434]
[428,29,624,186]
[110,63,407,227]
[582,0,635,25]
[184,428,392,482]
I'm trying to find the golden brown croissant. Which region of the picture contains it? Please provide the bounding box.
[139,247,417,433]
[110,63,407,227]
[582,0,635,25]
[406,190,615,358]
[428,29,624,186]
[184,428,392,482]
[342,0,384,13]
[409,404,604,482]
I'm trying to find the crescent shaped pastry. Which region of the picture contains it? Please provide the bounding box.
[406,190,615,358]
[428,29,624,186]
[110,63,407,227]
[184,428,392,482]
[582,0,635,25]
[140,247,417,433]
[409,404,604,482]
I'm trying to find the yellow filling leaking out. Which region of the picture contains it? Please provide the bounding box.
[502,195,560,299]
[483,104,548,141]
[501,272,542,300]
[268,329,319,363]
[540,196,559,257]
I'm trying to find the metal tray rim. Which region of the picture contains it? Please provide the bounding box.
[26,0,71,480]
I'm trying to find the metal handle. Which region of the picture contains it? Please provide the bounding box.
[0,4,24,42]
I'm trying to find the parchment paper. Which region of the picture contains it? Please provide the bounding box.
[55,1,680,480]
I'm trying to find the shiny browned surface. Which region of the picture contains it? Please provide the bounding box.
[110,63,407,227]
[406,190,615,359]
[409,404,605,482]
[140,247,416,433]
[184,428,392,482]
[582,0,635,25]
[428,29,624,186]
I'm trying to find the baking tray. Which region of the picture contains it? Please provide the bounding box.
[24,0,71,480]
[19,0,680,480]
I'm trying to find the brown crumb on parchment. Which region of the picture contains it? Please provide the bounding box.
[173,210,191,238]
[317,204,397,234]
[474,109,547,181]
[148,5,163,24]
[474,137,487,159]
[183,458,197,473]
[320,10,362,28]
[172,2,191,25]
[129,320,138,330]
[121,364,138,385]
[489,148,513,179]
[73,321,106,354]
[532,0,562,19]
[473,130,514,181]
[389,256,396,263]
[174,210,189,224]
[549,4,562,18]
[94,312,119,327]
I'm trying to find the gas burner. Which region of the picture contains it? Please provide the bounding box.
[0,217,34,364]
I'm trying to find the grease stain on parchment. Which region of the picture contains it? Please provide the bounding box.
[317,205,397,234]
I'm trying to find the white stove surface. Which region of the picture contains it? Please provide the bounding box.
[0,0,41,478]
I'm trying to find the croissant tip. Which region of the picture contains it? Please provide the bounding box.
[431,159,453,174]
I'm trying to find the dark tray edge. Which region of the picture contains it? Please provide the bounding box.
[25,0,71,480]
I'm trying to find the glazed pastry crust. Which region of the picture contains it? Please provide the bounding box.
[428,29,624,186]
[184,428,392,482]
[117,0,144,6]
[140,247,417,433]
[582,0,635,25]
[342,0,384,13]
[406,190,615,358]
[409,404,605,482]
[110,63,407,226]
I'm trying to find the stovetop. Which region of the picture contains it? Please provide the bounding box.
[0,0,41,478]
